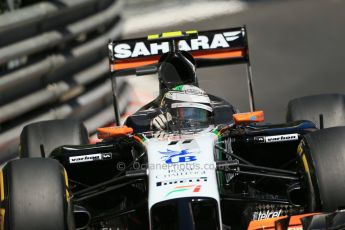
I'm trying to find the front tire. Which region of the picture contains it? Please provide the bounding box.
[1,158,73,230]
[298,126,345,212]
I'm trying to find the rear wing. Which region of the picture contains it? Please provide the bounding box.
[108,26,255,124]
[108,26,249,75]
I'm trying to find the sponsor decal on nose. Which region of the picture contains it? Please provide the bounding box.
[165,185,202,197]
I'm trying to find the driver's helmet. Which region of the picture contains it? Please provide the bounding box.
[160,85,213,129]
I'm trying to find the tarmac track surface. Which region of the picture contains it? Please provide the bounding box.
[125,0,345,123]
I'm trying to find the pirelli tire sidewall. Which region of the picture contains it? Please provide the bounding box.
[297,139,320,212]
[1,158,74,230]
[297,127,345,212]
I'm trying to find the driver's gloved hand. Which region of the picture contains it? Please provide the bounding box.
[150,112,172,130]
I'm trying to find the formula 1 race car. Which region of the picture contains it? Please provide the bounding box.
[1,26,345,230]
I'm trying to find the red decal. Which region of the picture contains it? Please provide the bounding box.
[193,185,201,192]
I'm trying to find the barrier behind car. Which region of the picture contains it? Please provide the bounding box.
[0,0,125,162]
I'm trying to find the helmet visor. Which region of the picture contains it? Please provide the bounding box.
[177,107,209,123]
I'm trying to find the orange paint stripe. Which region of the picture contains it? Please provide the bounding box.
[193,49,246,59]
[175,185,195,189]
[289,213,319,225]
[112,58,159,71]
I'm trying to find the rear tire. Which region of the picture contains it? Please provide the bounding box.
[20,119,88,158]
[298,126,345,212]
[1,158,73,230]
[287,94,345,128]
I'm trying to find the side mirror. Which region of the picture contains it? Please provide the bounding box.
[233,110,264,125]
